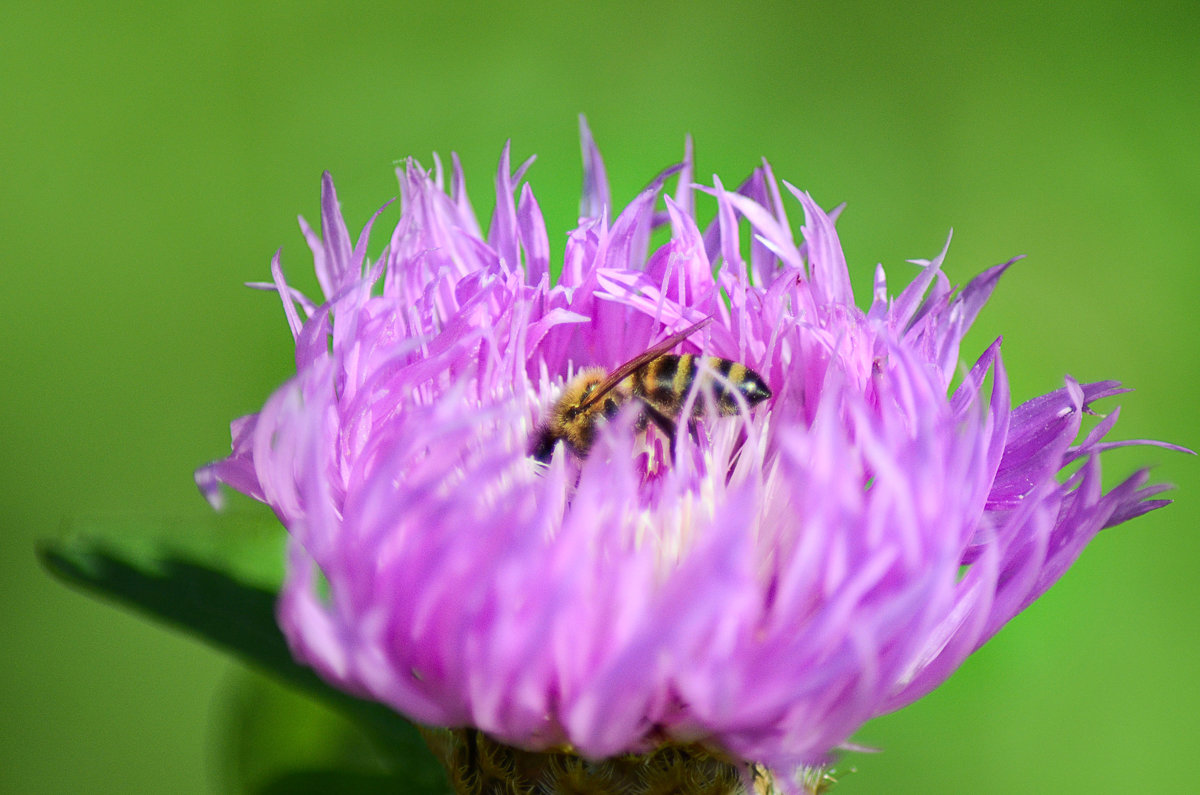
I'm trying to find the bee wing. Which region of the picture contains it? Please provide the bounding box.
[577,317,712,413]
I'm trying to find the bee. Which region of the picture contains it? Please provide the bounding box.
[530,318,772,462]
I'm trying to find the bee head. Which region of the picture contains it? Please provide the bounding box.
[530,426,557,463]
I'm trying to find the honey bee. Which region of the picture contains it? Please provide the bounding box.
[530,318,772,462]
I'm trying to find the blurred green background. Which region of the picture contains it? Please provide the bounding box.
[3,0,1197,792]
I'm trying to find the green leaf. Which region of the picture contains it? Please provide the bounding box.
[38,514,451,794]
[216,668,393,793]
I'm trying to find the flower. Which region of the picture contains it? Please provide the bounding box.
[197,121,1183,785]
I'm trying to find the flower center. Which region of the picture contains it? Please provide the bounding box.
[418,727,801,794]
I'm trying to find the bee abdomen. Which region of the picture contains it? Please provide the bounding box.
[638,353,681,409]
[636,355,772,416]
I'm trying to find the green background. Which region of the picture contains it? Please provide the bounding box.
[4,1,1198,792]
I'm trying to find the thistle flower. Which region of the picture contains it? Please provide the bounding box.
[197,122,1183,792]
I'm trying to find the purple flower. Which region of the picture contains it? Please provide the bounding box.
[197,122,1183,780]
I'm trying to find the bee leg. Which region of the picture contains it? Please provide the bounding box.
[670,419,702,460]
[637,400,679,457]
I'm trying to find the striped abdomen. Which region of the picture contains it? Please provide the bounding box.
[631,354,772,418]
